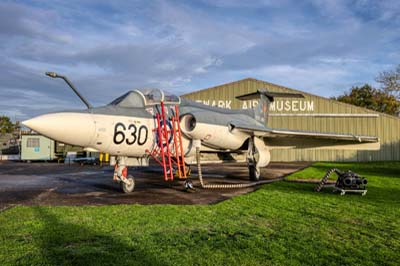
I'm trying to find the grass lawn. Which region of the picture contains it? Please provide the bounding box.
[1,162,399,266]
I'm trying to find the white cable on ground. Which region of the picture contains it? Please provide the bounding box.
[195,147,282,189]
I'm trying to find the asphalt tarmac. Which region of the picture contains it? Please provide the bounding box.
[0,161,309,209]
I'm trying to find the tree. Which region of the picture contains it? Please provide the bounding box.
[376,64,400,99]
[333,84,400,116]
[0,116,15,134]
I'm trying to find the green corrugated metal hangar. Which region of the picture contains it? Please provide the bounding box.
[182,78,400,162]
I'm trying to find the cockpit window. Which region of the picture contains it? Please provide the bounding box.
[108,88,180,108]
[141,89,180,105]
[108,91,145,108]
[164,92,180,103]
[141,89,163,105]
[108,92,131,106]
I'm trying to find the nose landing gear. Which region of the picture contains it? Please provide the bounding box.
[114,156,135,193]
[121,175,135,193]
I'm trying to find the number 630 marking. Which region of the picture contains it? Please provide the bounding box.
[113,122,148,146]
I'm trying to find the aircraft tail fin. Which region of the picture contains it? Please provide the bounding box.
[236,89,304,125]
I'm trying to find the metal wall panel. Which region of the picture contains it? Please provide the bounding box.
[182,78,400,162]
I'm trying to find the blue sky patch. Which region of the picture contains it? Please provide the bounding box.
[0,0,399,120]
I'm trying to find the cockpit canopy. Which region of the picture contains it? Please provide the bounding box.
[108,88,180,108]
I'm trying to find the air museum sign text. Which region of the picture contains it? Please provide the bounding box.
[195,99,314,112]
[269,100,314,112]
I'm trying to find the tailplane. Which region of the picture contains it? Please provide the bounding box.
[236,89,304,125]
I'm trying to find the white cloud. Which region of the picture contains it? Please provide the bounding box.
[219,64,348,96]
[0,0,398,120]
[199,0,287,8]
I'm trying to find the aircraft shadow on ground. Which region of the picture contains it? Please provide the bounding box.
[57,175,181,194]
[32,207,168,266]
[57,177,120,193]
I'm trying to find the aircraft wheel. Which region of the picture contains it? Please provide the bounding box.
[249,165,261,181]
[184,179,195,192]
[121,175,135,193]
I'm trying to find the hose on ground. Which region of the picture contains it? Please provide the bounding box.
[195,147,282,189]
[314,168,341,192]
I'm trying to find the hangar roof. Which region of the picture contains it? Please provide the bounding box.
[182,77,400,120]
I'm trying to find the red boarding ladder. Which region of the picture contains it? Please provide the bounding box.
[171,105,187,179]
[146,101,187,181]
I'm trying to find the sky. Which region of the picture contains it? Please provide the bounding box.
[0,0,399,120]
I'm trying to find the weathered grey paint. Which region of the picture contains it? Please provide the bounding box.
[60,96,254,126]
[182,78,400,162]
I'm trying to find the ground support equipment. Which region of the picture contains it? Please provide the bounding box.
[315,168,368,196]
[333,187,367,196]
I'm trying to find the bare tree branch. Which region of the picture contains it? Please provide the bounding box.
[376,64,400,99]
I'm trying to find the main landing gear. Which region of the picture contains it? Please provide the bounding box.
[113,156,135,193]
[248,164,261,181]
[247,138,261,181]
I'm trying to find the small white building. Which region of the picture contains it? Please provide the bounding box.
[20,134,56,161]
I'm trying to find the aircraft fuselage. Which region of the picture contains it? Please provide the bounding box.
[22,99,256,158]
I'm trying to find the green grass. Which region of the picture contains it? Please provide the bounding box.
[1,162,399,266]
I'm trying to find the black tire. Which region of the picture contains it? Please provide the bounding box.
[249,165,261,181]
[184,179,195,192]
[121,175,135,193]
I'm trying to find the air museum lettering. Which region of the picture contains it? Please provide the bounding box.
[196,100,232,109]
[269,100,314,112]
[195,99,314,112]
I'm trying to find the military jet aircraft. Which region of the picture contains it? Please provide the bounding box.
[22,72,380,193]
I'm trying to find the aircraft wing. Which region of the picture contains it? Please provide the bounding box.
[229,121,380,150]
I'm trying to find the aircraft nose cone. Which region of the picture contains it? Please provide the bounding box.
[22,112,96,147]
[21,118,37,130]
